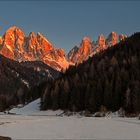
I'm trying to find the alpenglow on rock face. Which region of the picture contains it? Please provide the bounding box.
[0,26,126,69]
[68,36,93,64]
[98,34,106,48]
[106,32,117,47]
[0,26,26,60]
[0,26,69,71]
[68,32,126,64]
[118,34,126,41]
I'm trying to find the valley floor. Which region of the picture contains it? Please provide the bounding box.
[0,115,140,140]
[0,99,140,140]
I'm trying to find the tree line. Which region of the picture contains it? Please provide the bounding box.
[40,33,140,115]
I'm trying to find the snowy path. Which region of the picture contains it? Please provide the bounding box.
[0,115,140,140]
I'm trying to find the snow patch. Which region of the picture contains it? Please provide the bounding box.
[21,79,29,88]
[9,98,63,116]
[0,115,140,140]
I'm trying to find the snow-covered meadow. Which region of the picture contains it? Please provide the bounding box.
[0,99,140,140]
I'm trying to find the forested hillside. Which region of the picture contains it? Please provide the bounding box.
[41,33,140,115]
[0,55,59,111]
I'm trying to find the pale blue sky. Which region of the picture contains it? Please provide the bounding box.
[0,1,140,53]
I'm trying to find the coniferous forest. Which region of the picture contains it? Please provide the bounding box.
[0,57,59,111]
[40,33,140,115]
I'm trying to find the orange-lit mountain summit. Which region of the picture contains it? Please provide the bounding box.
[0,26,126,71]
[0,26,69,71]
[67,32,126,64]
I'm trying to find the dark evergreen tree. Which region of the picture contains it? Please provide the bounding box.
[40,33,140,115]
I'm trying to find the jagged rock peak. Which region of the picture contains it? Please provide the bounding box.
[29,32,36,37]
[0,26,69,71]
[4,26,25,38]
[106,31,117,46]
[97,34,105,47]
[6,25,22,31]
[68,36,92,64]
[67,46,79,62]
[82,36,90,41]
[57,48,65,57]
[0,26,25,60]
[119,34,125,41]
[68,31,126,65]
[82,36,91,45]
[37,32,53,46]
[37,32,43,37]
[4,26,25,37]
[80,36,92,52]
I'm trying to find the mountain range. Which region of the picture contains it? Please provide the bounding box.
[0,26,130,112]
[68,32,126,64]
[0,26,68,71]
[0,26,126,71]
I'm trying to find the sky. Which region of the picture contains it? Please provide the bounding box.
[0,0,140,53]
